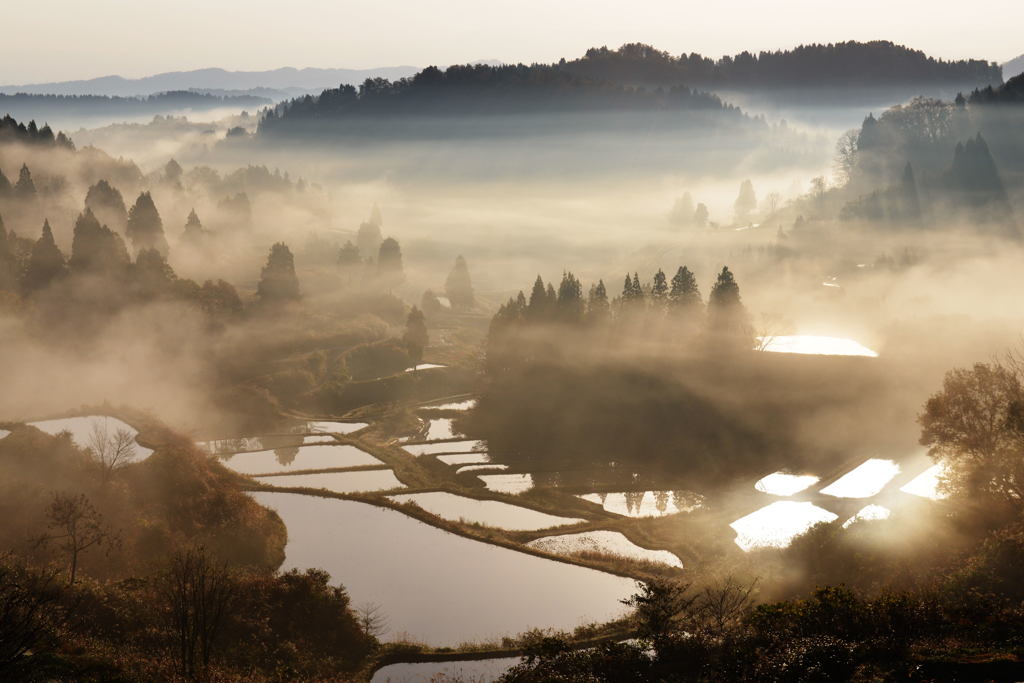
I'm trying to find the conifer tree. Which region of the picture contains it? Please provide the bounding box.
[337,240,360,266]
[85,180,128,233]
[14,164,36,199]
[527,276,549,319]
[587,279,610,324]
[126,192,168,256]
[403,306,429,367]
[181,209,207,248]
[734,180,756,223]
[356,219,383,260]
[23,219,66,293]
[651,269,669,304]
[0,215,17,292]
[445,255,475,310]
[0,169,11,198]
[669,266,702,308]
[556,271,584,324]
[69,208,130,275]
[257,242,301,304]
[377,237,404,286]
[707,266,753,350]
[694,203,709,228]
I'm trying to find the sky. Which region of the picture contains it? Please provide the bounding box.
[2,0,1022,83]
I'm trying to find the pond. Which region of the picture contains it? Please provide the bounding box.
[255,470,405,494]
[899,462,948,500]
[219,444,382,475]
[371,656,519,683]
[428,399,477,411]
[842,503,891,528]
[403,440,486,456]
[819,459,900,498]
[437,452,492,466]
[425,418,459,441]
[28,415,153,461]
[249,492,636,646]
[307,421,369,434]
[528,531,683,568]
[576,491,702,518]
[758,335,878,357]
[754,472,820,496]
[199,434,336,455]
[479,473,534,495]
[730,501,838,551]
[389,492,585,531]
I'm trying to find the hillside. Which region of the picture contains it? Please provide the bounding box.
[1005,54,1024,79]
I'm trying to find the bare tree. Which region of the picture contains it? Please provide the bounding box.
[34,493,115,585]
[88,422,136,485]
[695,577,758,638]
[833,129,859,185]
[160,546,236,681]
[356,602,388,639]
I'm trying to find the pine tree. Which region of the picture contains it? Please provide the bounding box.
[587,279,610,324]
[445,255,475,310]
[556,271,584,324]
[356,219,383,260]
[164,158,183,183]
[651,269,669,304]
[181,209,207,248]
[131,248,177,300]
[694,203,709,228]
[337,240,360,266]
[69,208,130,275]
[257,242,300,304]
[0,215,17,292]
[403,306,429,367]
[85,180,128,233]
[669,266,702,308]
[707,266,753,350]
[377,237,404,286]
[23,219,66,293]
[734,180,756,223]
[0,169,11,198]
[126,192,168,256]
[527,276,549,320]
[14,164,36,199]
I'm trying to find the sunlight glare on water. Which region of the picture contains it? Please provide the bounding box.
[755,472,820,496]
[819,459,900,498]
[899,463,949,500]
[731,501,838,551]
[842,504,892,528]
[758,335,878,357]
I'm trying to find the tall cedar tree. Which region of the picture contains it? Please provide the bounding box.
[23,220,66,293]
[707,266,752,349]
[0,169,12,198]
[734,180,756,223]
[556,271,584,323]
[69,208,130,275]
[181,209,206,248]
[14,164,36,199]
[587,280,610,324]
[445,255,475,309]
[527,276,550,319]
[257,243,301,304]
[403,306,429,367]
[377,237,404,286]
[126,192,168,256]
[84,180,128,231]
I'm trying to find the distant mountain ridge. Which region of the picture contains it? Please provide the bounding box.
[1005,54,1024,79]
[0,66,420,98]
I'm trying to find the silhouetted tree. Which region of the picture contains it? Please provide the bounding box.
[356,220,383,261]
[527,276,552,319]
[694,203,709,228]
[257,242,300,304]
[84,180,127,232]
[22,220,66,293]
[35,493,114,585]
[0,169,10,199]
[734,180,756,223]
[587,280,610,324]
[13,164,35,200]
[669,266,702,310]
[0,216,18,293]
[403,306,429,367]
[126,192,168,256]
[651,269,669,305]
[199,280,243,321]
[707,266,753,350]
[377,237,404,287]
[445,255,475,309]
[337,240,360,266]
[180,209,207,248]
[556,271,584,324]
[69,208,130,275]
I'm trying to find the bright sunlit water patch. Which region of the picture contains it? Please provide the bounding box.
[0,429,9,439]
[403,440,486,456]
[405,363,446,372]
[429,399,477,411]
[29,415,153,460]
[528,530,683,568]
[842,504,892,528]
[755,472,820,496]
[371,658,519,683]
[437,452,491,466]
[899,462,949,500]
[425,418,459,441]
[255,469,405,494]
[389,492,584,530]
[820,459,900,498]
[219,444,382,475]
[576,491,702,518]
[479,473,534,494]
[456,463,508,474]
[758,335,878,357]
[731,501,839,551]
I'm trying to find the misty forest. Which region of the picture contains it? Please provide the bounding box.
[3,25,1024,683]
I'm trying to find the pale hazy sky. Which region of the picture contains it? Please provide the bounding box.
[3,0,1021,83]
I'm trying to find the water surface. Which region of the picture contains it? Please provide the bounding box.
[425,418,459,441]
[389,492,585,530]
[256,470,405,493]
[899,463,948,500]
[307,421,369,434]
[403,440,486,456]
[371,657,519,683]
[577,491,701,518]
[250,492,635,645]
[755,472,820,496]
[428,399,477,411]
[758,335,878,357]
[842,504,891,528]
[29,415,153,460]
[219,444,382,475]
[820,459,900,498]
[528,531,683,568]
[730,501,838,551]
[479,473,534,494]
[437,452,492,466]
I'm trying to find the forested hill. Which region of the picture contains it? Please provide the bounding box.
[561,41,1001,88]
[0,91,270,121]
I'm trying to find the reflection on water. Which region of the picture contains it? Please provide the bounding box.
[219,444,382,475]
[479,473,534,494]
[426,418,459,441]
[820,459,900,498]
[577,491,702,518]
[528,530,683,568]
[403,440,486,456]
[759,335,878,357]
[755,472,820,496]
[307,421,368,434]
[456,464,509,474]
[389,492,584,530]
[438,452,492,466]
[250,492,634,645]
[256,469,405,493]
[371,656,519,682]
[842,503,892,528]
[405,363,446,372]
[0,429,10,439]
[900,463,949,500]
[731,501,838,551]
[29,415,153,460]
[429,399,477,411]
